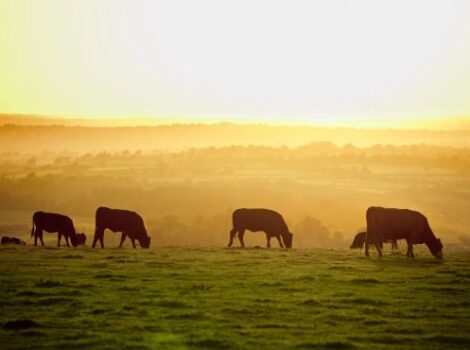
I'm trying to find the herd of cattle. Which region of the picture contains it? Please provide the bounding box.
[0,206,444,258]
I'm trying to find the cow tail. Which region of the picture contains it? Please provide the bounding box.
[31,215,35,238]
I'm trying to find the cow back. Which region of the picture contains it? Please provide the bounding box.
[367,206,432,244]
[33,211,75,233]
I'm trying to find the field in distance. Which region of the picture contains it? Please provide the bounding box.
[1,246,469,349]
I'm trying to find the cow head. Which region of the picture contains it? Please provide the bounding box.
[283,232,293,248]
[429,238,443,259]
[350,232,366,249]
[76,233,86,246]
[139,235,151,249]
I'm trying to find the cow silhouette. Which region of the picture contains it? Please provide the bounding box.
[228,208,293,248]
[365,206,443,258]
[1,236,26,245]
[31,211,86,247]
[92,207,151,248]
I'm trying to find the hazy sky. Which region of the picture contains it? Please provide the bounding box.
[0,0,469,127]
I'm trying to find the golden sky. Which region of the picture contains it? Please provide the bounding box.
[0,0,469,127]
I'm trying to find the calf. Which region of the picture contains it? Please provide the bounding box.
[350,231,398,250]
[1,236,26,245]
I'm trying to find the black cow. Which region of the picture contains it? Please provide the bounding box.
[31,211,86,247]
[92,207,151,248]
[350,231,398,250]
[1,236,26,245]
[365,206,443,259]
[228,208,293,248]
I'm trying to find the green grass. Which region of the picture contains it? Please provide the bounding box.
[0,246,469,349]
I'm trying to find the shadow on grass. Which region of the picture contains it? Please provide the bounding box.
[295,340,356,349]
[339,297,389,306]
[35,279,64,288]
[427,335,470,345]
[299,299,321,306]
[164,311,208,320]
[2,319,40,330]
[61,255,84,259]
[186,337,233,349]
[368,257,444,268]
[349,278,380,284]
[157,299,189,308]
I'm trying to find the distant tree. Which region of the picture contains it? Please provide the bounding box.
[27,157,36,166]
[294,216,330,248]
[155,215,189,246]
[25,172,37,180]
[331,231,345,247]
[54,156,70,165]
[458,234,470,247]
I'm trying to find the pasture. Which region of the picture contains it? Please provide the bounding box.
[1,246,469,349]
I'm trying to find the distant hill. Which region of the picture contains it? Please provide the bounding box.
[1,114,470,153]
[0,114,171,127]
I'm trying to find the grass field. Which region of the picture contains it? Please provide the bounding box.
[1,245,469,349]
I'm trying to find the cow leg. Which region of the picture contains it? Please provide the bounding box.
[406,240,415,258]
[374,242,383,257]
[119,233,127,248]
[364,237,370,257]
[92,228,105,248]
[276,235,284,248]
[267,235,271,248]
[57,233,62,247]
[131,238,136,249]
[34,228,40,246]
[228,228,237,247]
[92,229,99,248]
[238,230,246,248]
[391,240,398,250]
[39,231,45,246]
[64,235,70,247]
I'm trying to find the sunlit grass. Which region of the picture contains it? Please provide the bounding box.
[1,246,469,349]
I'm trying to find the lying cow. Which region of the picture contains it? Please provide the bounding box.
[92,207,151,248]
[228,208,293,248]
[350,231,398,250]
[1,236,26,245]
[365,206,443,259]
[31,211,86,247]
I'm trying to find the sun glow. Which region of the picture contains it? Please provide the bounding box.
[0,0,469,127]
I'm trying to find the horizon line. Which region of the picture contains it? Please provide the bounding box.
[1,112,470,131]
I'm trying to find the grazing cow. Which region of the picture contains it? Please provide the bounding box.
[31,211,86,247]
[365,206,443,259]
[92,207,151,249]
[350,231,398,250]
[228,208,293,248]
[1,236,26,245]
